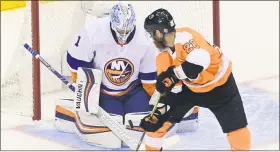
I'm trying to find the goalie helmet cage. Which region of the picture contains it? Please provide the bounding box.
[2,1,220,121]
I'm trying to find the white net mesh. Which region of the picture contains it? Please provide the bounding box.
[1,1,85,117]
[1,1,214,119]
[129,1,214,41]
[1,1,33,116]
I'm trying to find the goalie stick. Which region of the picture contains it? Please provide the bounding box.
[23,43,138,150]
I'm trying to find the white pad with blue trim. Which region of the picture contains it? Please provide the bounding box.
[74,111,123,148]
[74,67,102,114]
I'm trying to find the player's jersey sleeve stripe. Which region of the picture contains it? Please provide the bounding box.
[139,72,157,81]
[67,52,93,72]
[141,80,157,84]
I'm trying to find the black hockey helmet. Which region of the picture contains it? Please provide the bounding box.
[144,8,176,37]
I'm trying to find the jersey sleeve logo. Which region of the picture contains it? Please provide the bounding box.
[104,58,134,86]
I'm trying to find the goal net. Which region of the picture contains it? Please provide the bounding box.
[1,1,219,120]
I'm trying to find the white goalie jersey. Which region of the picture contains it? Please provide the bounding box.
[67,17,158,95]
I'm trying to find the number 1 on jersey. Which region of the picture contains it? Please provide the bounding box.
[75,36,81,47]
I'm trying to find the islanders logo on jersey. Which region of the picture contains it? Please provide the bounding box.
[104,58,134,86]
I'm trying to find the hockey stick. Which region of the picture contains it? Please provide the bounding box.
[135,91,163,151]
[23,43,139,150]
[23,44,75,92]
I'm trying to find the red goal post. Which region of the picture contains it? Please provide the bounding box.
[31,1,41,120]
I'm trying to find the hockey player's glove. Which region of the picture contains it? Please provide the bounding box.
[179,61,204,80]
[156,66,180,94]
[140,109,170,132]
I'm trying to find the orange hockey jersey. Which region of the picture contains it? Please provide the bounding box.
[156,27,232,93]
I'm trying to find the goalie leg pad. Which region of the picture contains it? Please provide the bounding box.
[74,67,102,114]
[54,98,76,133]
[177,106,199,132]
[55,99,123,149]
[73,111,123,149]
[125,112,149,142]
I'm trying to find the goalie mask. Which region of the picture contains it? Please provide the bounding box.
[110,3,136,44]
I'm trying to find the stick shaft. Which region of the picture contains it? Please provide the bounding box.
[24,43,75,92]
[136,91,163,151]
[23,43,139,150]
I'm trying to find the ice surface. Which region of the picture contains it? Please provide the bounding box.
[1,1,279,151]
[2,84,279,150]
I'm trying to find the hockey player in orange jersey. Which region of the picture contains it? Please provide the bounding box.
[139,8,251,151]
